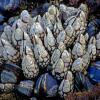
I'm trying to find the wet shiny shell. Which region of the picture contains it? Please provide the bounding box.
[88,61,100,82]
[1,70,17,83]
[0,63,21,83]
[34,73,58,97]
[74,72,93,92]
[16,80,34,97]
[86,19,100,38]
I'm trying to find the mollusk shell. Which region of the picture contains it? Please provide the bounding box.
[16,80,34,97]
[1,70,17,83]
[0,63,21,83]
[74,72,93,92]
[86,19,100,38]
[88,61,100,83]
[34,73,58,97]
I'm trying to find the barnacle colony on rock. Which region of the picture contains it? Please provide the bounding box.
[0,3,99,99]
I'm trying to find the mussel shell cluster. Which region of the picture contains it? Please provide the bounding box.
[0,2,100,99]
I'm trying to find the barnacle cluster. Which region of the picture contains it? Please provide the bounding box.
[0,2,100,99]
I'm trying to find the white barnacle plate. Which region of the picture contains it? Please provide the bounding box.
[22,46,39,79]
[44,27,56,54]
[52,58,67,80]
[0,39,19,63]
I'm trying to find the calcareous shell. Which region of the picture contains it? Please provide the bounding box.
[34,73,58,97]
[16,80,34,97]
[58,71,74,98]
